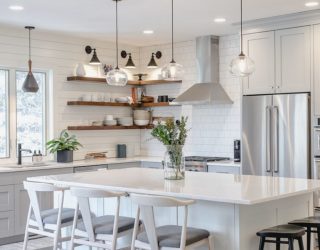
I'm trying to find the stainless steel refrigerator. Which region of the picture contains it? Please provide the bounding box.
[242,93,310,178]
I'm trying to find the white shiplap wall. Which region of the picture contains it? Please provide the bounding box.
[140,35,241,158]
[0,23,241,161]
[0,25,141,160]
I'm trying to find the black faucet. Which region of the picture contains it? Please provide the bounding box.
[17,143,32,165]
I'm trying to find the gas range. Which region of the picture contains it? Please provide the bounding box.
[185,156,230,172]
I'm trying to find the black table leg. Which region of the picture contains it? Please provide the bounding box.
[317,227,320,250]
[259,237,265,250]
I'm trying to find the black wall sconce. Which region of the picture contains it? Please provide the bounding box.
[121,50,136,69]
[148,51,162,68]
[85,45,101,65]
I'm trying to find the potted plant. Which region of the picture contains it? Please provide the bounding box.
[151,116,188,180]
[46,130,82,163]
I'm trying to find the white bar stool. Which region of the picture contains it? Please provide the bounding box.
[23,181,74,250]
[130,193,214,250]
[69,187,135,250]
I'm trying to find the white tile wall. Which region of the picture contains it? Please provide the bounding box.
[140,35,241,158]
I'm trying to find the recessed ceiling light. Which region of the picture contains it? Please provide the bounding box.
[8,5,24,11]
[214,18,226,23]
[305,1,319,7]
[143,30,154,35]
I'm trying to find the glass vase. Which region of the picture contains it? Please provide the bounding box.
[163,145,185,180]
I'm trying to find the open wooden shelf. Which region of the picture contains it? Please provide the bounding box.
[67,76,182,86]
[67,125,153,131]
[67,101,180,108]
[67,101,134,107]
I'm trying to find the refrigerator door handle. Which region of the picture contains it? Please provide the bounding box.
[266,106,272,173]
[273,106,279,173]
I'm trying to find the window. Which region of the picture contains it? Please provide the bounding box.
[0,70,9,158]
[0,68,48,160]
[16,71,46,156]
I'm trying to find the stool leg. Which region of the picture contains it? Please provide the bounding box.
[307,227,311,250]
[317,227,320,250]
[298,237,304,250]
[259,237,265,250]
[288,238,294,250]
[276,237,280,250]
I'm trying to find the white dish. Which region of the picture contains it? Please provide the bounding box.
[104,120,117,126]
[134,120,149,126]
[115,97,130,103]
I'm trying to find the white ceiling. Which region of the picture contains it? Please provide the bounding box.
[0,0,318,46]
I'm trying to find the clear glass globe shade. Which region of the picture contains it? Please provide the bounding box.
[229,54,255,77]
[161,62,184,80]
[106,68,128,86]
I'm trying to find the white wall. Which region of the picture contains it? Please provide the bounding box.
[0,23,241,161]
[140,35,241,158]
[0,25,141,160]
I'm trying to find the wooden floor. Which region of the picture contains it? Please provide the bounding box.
[0,237,52,250]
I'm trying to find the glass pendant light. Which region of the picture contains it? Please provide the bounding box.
[161,0,183,80]
[106,0,128,86]
[22,26,39,93]
[229,0,255,77]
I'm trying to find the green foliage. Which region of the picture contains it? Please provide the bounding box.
[151,116,188,146]
[46,130,82,154]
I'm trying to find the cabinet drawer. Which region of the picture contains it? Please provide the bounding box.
[108,162,141,170]
[141,161,163,169]
[0,211,14,238]
[0,185,14,212]
[208,165,240,175]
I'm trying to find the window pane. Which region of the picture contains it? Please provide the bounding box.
[16,71,46,156]
[0,70,8,158]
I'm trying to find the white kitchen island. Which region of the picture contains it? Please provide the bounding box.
[28,168,320,250]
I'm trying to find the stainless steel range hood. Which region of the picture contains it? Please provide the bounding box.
[174,36,233,105]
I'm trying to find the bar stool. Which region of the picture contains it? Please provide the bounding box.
[256,224,305,250]
[23,181,76,250]
[289,216,320,250]
[69,187,135,250]
[130,193,214,250]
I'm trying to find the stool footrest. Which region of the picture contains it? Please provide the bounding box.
[265,239,289,244]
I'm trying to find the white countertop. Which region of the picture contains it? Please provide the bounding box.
[28,167,320,205]
[0,157,241,173]
[0,156,162,173]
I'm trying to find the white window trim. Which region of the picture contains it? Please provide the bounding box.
[0,67,51,164]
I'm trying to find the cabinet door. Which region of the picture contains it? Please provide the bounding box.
[0,185,14,212]
[275,26,311,93]
[0,211,14,238]
[314,24,320,115]
[107,162,141,170]
[242,31,275,95]
[208,165,240,175]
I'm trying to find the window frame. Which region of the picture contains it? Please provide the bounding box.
[0,67,50,163]
[0,69,10,158]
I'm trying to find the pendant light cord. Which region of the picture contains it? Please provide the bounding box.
[171,0,175,63]
[115,0,119,69]
[29,28,31,61]
[240,0,243,54]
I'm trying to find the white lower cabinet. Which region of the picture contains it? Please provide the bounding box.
[108,162,141,170]
[208,165,240,175]
[0,185,14,212]
[141,161,163,169]
[0,211,14,238]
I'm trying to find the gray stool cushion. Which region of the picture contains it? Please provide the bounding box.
[137,225,210,248]
[31,208,76,225]
[77,215,135,235]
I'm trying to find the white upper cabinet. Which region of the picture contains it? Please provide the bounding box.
[275,26,311,93]
[243,31,275,95]
[314,24,320,115]
[242,26,311,95]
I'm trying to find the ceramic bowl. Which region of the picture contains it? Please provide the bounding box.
[134,120,149,126]
[104,119,117,126]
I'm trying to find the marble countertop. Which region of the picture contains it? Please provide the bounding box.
[0,156,162,173]
[27,167,320,205]
[0,157,241,173]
